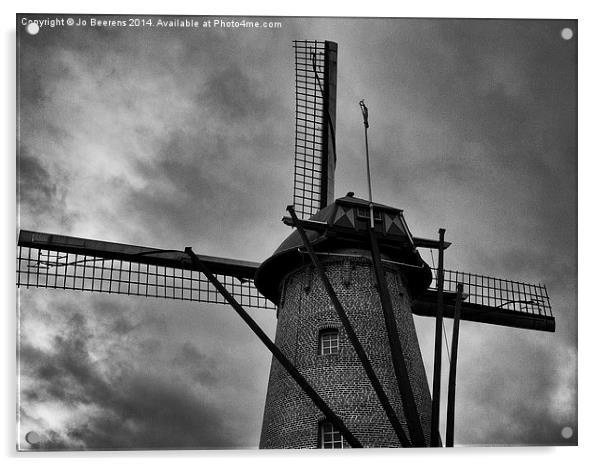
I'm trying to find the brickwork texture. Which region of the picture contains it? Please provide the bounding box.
[259,253,432,448]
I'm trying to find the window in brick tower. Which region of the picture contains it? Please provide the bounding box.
[319,328,339,355]
[319,421,345,448]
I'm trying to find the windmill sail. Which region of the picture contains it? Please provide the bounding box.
[292,40,337,219]
[17,230,274,310]
[17,229,553,331]
[412,268,555,332]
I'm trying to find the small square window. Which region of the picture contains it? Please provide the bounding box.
[319,329,339,355]
[320,422,345,448]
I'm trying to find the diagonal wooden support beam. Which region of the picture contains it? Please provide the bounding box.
[185,247,363,448]
[367,228,427,447]
[287,206,412,447]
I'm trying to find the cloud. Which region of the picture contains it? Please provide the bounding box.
[172,342,219,386]
[202,64,273,123]
[453,328,577,446]
[16,16,576,450]
[18,296,253,450]
[17,147,59,215]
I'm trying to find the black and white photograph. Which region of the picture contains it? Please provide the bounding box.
[15,13,577,451]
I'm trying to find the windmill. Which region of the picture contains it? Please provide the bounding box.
[16,38,556,449]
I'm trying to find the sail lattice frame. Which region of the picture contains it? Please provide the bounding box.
[412,267,554,332]
[431,268,552,317]
[16,229,554,331]
[17,245,274,310]
[292,40,337,219]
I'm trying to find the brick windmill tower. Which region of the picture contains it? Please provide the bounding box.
[17,40,554,449]
[256,193,434,448]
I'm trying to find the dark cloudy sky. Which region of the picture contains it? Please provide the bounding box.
[16,15,577,450]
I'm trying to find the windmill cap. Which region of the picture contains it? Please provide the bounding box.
[254,194,432,304]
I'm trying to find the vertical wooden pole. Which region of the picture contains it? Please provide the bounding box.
[367,228,426,447]
[430,228,446,446]
[445,284,464,447]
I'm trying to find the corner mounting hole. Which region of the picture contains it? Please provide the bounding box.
[26,22,40,35]
[25,431,41,445]
[561,426,573,439]
[561,28,573,40]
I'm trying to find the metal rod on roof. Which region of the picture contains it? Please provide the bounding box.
[185,246,363,448]
[359,100,375,229]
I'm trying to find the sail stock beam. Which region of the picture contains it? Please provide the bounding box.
[15,228,556,330]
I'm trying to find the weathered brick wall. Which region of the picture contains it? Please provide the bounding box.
[259,252,432,448]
